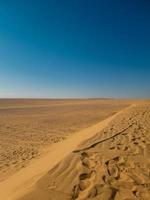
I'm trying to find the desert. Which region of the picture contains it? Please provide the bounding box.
[1,1,150,199]
[0,99,150,200]
[0,99,130,182]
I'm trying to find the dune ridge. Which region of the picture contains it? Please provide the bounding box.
[0,104,133,200]
[0,99,128,181]
[20,103,150,200]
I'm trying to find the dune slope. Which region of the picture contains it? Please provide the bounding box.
[0,99,128,181]
[20,104,150,200]
[0,104,132,200]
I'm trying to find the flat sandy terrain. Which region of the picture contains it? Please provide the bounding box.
[0,99,150,200]
[0,99,129,181]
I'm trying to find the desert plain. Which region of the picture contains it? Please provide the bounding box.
[0,99,150,200]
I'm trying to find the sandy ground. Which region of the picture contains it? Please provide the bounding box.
[0,99,150,200]
[19,102,150,200]
[0,99,129,181]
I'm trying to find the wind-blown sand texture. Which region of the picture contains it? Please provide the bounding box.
[0,100,150,200]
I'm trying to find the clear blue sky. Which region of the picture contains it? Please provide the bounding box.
[0,0,150,98]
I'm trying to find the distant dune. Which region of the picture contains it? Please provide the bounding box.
[0,99,150,200]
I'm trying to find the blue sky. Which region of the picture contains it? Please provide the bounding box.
[0,0,150,98]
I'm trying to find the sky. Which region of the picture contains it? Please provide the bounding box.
[0,0,150,98]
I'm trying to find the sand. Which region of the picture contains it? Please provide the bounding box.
[0,99,129,181]
[0,99,150,200]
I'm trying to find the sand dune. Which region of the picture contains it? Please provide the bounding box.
[0,103,131,200]
[17,103,150,200]
[0,99,129,181]
[0,100,150,200]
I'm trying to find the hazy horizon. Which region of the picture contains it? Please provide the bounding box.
[0,1,150,98]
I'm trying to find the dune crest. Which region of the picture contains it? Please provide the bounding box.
[20,104,150,200]
[0,104,133,200]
